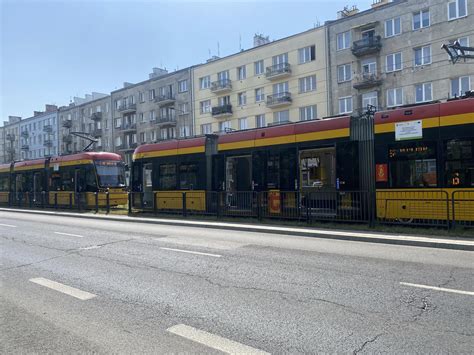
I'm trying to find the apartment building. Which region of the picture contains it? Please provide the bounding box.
[193,29,328,134]
[327,0,474,115]
[58,93,111,155]
[0,126,5,164]
[19,105,59,160]
[110,67,193,165]
[1,116,22,163]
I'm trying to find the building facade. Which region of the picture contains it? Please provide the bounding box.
[110,67,193,166]
[19,105,59,160]
[192,29,328,134]
[326,0,474,116]
[58,93,111,155]
[1,116,22,163]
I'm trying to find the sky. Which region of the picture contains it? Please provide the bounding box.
[0,0,374,125]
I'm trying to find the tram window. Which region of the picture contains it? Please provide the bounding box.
[445,139,474,187]
[179,163,198,189]
[299,147,336,188]
[159,164,176,190]
[267,153,280,189]
[388,141,437,187]
[0,176,9,191]
[50,172,62,190]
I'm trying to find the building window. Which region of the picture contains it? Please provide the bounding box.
[140,132,145,143]
[387,88,403,107]
[179,126,191,138]
[255,87,265,102]
[219,121,232,132]
[96,105,101,113]
[151,130,156,141]
[339,97,352,114]
[415,82,433,103]
[138,113,144,122]
[451,76,471,97]
[414,46,431,66]
[200,76,211,89]
[273,110,289,124]
[237,65,246,80]
[448,0,467,20]
[115,117,122,128]
[413,9,430,29]
[139,92,144,102]
[238,92,247,106]
[298,45,316,64]
[178,79,188,93]
[255,114,266,128]
[385,17,401,38]
[115,136,122,147]
[299,105,317,121]
[149,89,155,100]
[218,95,230,106]
[217,70,229,81]
[254,60,264,75]
[299,75,317,93]
[362,91,378,110]
[238,118,248,130]
[200,100,211,114]
[178,102,189,114]
[149,110,156,121]
[337,64,352,82]
[201,123,212,134]
[336,31,351,50]
[386,52,402,72]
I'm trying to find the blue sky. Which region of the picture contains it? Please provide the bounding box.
[1,0,374,124]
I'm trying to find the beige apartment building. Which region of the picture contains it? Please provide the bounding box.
[326,0,474,115]
[193,29,328,134]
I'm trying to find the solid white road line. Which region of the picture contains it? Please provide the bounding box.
[400,282,474,296]
[54,232,84,238]
[0,223,17,228]
[160,247,222,258]
[167,324,269,355]
[29,277,96,300]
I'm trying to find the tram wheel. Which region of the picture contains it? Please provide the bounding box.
[397,217,413,224]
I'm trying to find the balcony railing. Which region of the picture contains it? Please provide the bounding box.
[351,36,382,57]
[265,63,291,80]
[6,134,15,141]
[118,142,138,151]
[43,124,53,133]
[62,120,73,128]
[157,115,177,126]
[21,131,29,138]
[266,92,292,107]
[44,140,53,147]
[211,104,233,117]
[353,72,383,90]
[210,79,232,93]
[154,93,176,105]
[21,144,29,151]
[118,103,137,113]
[91,112,102,120]
[119,123,137,132]
[92,128,103,137]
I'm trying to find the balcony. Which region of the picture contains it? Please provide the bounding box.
[118,142,138,151]
[118,103,137,113]
[154,93,176,106]
[91,112,102,121]
[351,36,382,57]
[210,79,232,94]
[20,131,29,138]
[92,128,103,137]
[21,144,29,151]
[156,115,177,126]
[62,120,73,128]
[118,123,137,132]
[63,135,72,144]
[211,104,233,118]
[353,73,383,90]
[6,134,15,141]
[6,147,15,154]
[265,63,291,80]
[266,92,292,108]
[44,140,53,147]
[43,124,53,133]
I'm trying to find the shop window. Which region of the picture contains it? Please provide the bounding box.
[445,139,474,187]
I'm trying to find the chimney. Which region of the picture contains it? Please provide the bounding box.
[253,34,270,47]
[45,104,57,112]
[337,5,359,19]
[33,111,43,116]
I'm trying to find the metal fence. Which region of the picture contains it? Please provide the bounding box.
[452,190,474,229]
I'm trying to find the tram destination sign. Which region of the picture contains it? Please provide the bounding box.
[395,120,422,141]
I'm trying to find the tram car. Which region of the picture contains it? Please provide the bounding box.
[0,152,128,208]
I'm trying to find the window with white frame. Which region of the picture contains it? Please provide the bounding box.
[200,100,211,114]
[413,9,430,29]
[386,52,402,72]
[273,110,289,124]
[115,117,122,128]
[217,70,229,81]
[139,92,144,102]
[201,123,212,134]
[131,133,137,144]
[387,88,403,107]
[362,91,378,109]
[218,95,230,106]
[238,117,248,130]
[115,136,122,147]
[178,79,188,93]
[178,102,189,114]
[299,105,317,121]
[255,87,265,102]
[238,92,247,106]
[337,64,352,82]
[298,45,316,64]
[273,81,289,94]
[130,95,135,104]
[415,82,433,103]
[299,75,317,93]
[339,97,353,114]
[105,102,109,112]
[254,60,264,75]
[149,110,156,121]
[362,58,377,74]
[151,130,156,141]
[385,17,401,37]
[255,114,266,128]
[414,46,431,66]
[337,31,351,50]
[96,105,101,113]
[149,89,155,100]
[219,120,232,132]
[448,0,467,20]
[179,126,191,138]
[237,65,246,80]
[451,76,471,97]
[200,76,211,89]
[138,113,144,122]
[140,132,146,143]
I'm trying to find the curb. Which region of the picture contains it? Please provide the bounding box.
[1,207,473,251]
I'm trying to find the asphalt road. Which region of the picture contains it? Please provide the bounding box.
[1,210,473,354]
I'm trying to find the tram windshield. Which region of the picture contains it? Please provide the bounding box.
[95,160,126,188]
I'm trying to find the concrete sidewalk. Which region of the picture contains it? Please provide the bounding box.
[1,207,473,251]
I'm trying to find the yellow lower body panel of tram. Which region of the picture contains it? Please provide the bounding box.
[155,190,206,211]
[49,190,128,208]
[0,192,9,203]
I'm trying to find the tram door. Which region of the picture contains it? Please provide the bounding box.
[33,172,42,203]
[226,156,252,192]
[74,168,86,206]
[142,163,153,207]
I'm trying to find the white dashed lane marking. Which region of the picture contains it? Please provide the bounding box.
[29,277,96,300]
[54,232,84,238]
[0,223,17,228]
[160,247,222,258]
[400,282,474,296]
